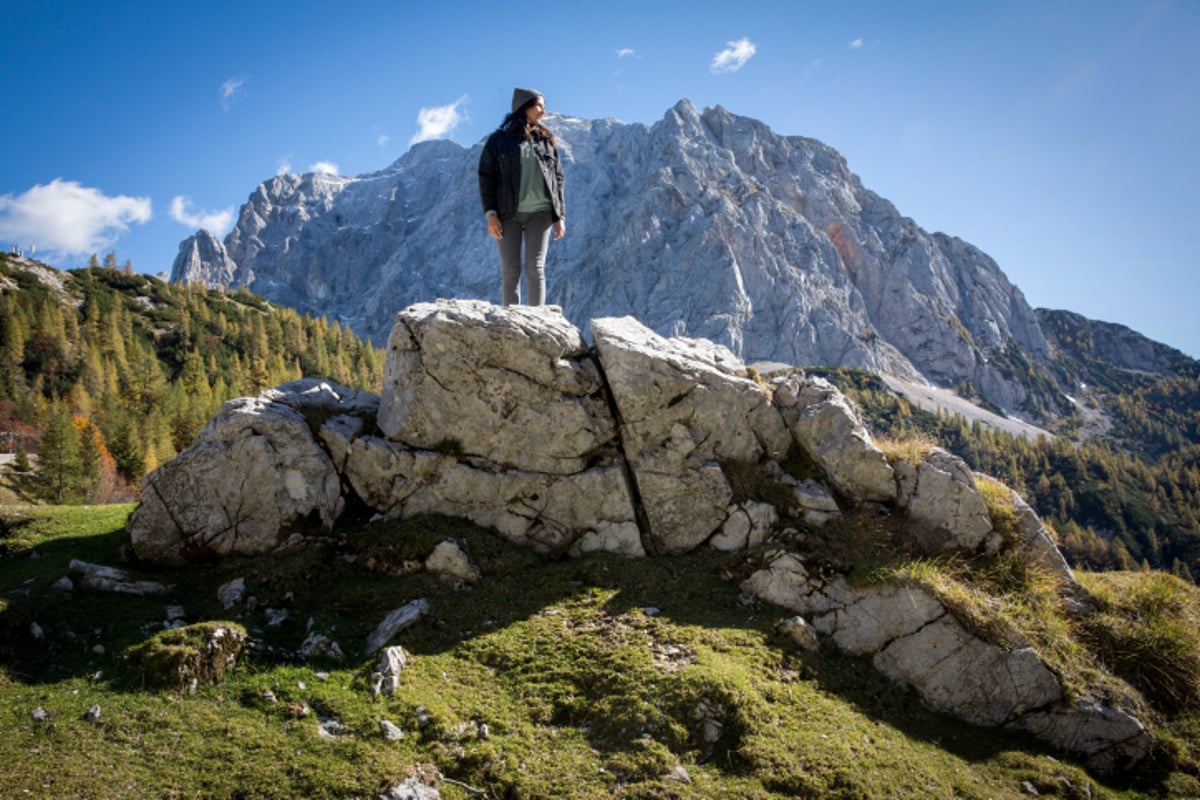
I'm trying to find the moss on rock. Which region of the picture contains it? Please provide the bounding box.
[129,621,248,690]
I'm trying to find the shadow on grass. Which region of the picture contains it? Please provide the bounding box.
[0,510,1169,795]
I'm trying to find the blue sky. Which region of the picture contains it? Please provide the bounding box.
[2,0,1198,357]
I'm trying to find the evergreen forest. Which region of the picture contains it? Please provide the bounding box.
[0,253,383,505]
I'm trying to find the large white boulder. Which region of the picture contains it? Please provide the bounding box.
[377,300,617,475]
[592,316,791,554]
[895,448,993,553]
[770,373,896,503]
[128,385,357,564]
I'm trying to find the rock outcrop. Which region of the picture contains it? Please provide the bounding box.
[127,298,1147,772]
[739,554,1149,772]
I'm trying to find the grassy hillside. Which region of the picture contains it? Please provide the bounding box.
[2,505,1198,799]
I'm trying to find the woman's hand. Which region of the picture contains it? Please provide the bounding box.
[486,214,503,240]
[553,218,566,240]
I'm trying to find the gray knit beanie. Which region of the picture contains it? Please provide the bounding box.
[511,87,542,113]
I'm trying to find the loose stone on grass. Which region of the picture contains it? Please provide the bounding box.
[366,599,429,654]
[128,621,248,691]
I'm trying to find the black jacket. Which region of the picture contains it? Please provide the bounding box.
[478,129,565,223]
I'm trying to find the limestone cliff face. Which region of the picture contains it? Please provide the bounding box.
[174,100,1057,416]
[170,229,237,289]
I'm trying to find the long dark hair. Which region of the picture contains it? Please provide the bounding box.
[499,97,557,146]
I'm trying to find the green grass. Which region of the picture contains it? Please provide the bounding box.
[1,504,1196,798]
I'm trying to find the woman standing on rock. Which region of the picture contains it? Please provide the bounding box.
[478,87,566,306]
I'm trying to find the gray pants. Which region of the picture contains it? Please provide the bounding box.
[498,210,553,306]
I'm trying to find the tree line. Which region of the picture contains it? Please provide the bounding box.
[0,253,383,504]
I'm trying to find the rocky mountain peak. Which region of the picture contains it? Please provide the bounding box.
[169,100,1137,421]
[170,228,237,289]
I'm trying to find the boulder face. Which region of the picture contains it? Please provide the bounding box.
[592,315,791,554]
[127,298,1146,772]
[178,101,1066,419]
[378,300,616,475]
[128,380,373,565]
[771,373,895,503]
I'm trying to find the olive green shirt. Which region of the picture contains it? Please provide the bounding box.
[517,139,553,214]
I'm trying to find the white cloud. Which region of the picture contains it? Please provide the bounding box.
[276,156,293,176]
[849,38,864,49]
[711,37,756,74]
[377,133,390,147]
[616,48,637,58]
[309,161,339,175]
[0,179,151,258]
[220,75,248,111]
[410,95,469,145]
[169,196,235,235]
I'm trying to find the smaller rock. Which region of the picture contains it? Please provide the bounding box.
[775,615,820,652]
[416,707,434,730]
[771,373,896,503]
[69,560,170,596]
[287,701,311,719]
[901,448,993,553]
[318,719,349,740]
[380,719,406,741]
[424,540,480,585]
[130,622,248,690]
[165,606,186,622]
[32,706,50,722]
[366,599,429,654]
[710,501,778,552]
[667,765,691,783]
[371,646,409,697]
[217,578,246,610]
[569,520,646,558]
[264,608,288,627]
[1021,780,1040,795]
[298,633,345,663]
[29,622,43,640]
[803,510,840,528]
[791,479,840,514]
[85,704,101,724]
[50,576,74,592]
[691,699,724,745]
[378,775,441,800]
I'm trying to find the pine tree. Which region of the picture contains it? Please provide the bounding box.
[74,417,101,501]
[37,404,81,503]
[13,438,31,472]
